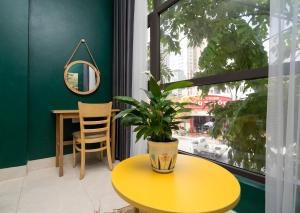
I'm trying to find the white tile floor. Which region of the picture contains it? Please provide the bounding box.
[0,154,127,213]
[0,154,236,213]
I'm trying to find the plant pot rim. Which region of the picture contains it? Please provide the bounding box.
[148,138,178,143]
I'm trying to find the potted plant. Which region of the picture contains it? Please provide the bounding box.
[114,76,193,173]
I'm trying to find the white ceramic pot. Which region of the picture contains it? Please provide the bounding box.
[148,139,179,173]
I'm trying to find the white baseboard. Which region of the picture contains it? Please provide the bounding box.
[0,154,73,182]
[27,154,74,172]
[27,156,56,172]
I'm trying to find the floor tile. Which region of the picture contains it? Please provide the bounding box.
[0,178,23,213]
[1,155,238,213]
[15,155,126,213]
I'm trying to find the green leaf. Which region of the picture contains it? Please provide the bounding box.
[139,100,150,109]
[136,127,148,142]
[164,107,176,116]
[153,126,161,135]
[163,116,171,123]
[114,96,139,107]
[144,128,154,140]
[177,108,192,113]
[142,89,154,100]
[121,114,143,126]
[114,108,135,120]
[148,77,162,97]
[177,116,191,120]
[163,81,193,92]
[175,102,198,106]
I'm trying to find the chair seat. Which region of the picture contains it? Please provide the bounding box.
[73,131,105,139]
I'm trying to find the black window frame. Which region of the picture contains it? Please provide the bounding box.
[148,0,267,183]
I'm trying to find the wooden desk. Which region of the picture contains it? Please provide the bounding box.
[52,109,120,177]
[112,154,240,213]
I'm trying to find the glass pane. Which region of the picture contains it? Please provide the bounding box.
[160,0,270,83]
[147,0,154,13]
[170,79,267,174]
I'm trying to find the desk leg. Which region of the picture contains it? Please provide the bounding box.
[55,115,59,167]
[111,115,116,163]
[59,115,64,177]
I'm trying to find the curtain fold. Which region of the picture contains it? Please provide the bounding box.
[266,0,300,212]
[112,0,135,160]
[130,0,148,156]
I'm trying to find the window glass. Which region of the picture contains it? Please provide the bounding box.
[147,0,154,13]
[170,79,267,174]
[160,0,270,83]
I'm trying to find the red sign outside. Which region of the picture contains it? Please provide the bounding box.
[187,95,232,111]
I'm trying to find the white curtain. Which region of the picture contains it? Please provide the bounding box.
[266,0,300,212]
[130,0,148,156]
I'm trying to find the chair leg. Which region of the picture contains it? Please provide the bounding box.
[72,138,76,168]
[99,143,103,160]
[80,143,86,180]
[106,140,113,170]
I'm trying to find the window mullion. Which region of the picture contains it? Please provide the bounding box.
[162,67,268,88]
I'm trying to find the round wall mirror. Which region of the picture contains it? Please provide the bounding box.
[64,60,100,95]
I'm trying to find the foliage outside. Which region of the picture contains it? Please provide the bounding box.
[149,0,270,173]
[114,77,193,142]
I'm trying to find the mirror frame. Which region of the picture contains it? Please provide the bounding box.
[64,60,100,95]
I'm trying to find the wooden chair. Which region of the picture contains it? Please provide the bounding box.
[73,102,113,179]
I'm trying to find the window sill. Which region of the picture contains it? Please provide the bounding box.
[179,150,265,184]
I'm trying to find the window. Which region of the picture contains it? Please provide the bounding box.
[169,79,267,175]
[148,0,269,181]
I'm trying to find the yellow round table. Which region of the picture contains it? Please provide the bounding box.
[112,154,240,213]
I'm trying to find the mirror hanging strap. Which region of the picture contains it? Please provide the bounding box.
[64,39,99,71]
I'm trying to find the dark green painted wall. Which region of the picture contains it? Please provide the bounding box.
[234,176,265,213]
[0,0,113,168]
[0,0,29,168]
[28,0,113,160]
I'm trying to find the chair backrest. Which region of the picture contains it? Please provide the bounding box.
[78,102,112,143]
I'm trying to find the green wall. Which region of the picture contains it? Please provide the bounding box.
[234,176,265,213]
[28,0,113,160]
[0,0,113,168]
[0,0,29,168]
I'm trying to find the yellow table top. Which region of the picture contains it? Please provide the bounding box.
[112,154,240,213]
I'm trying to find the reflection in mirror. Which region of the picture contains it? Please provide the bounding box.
[64,60,100,95]
[67,63,97,91]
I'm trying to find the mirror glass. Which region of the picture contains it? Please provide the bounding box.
[64,60,100,95]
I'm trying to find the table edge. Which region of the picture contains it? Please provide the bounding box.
[111,154,241,213]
